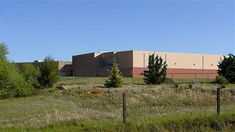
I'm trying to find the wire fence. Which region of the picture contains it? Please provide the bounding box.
[79,84,235,124]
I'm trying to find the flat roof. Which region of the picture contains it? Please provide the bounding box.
[73,50,223,57]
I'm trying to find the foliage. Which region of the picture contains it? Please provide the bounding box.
[215,76,228,85]
[38,57,59,88]
[0,43,8,60]
[0,43,32,98]
[104,64,123,88]
[19,64,40,88]
[143,54,167,84]
[0,58,32,99]
[218,54,235,83]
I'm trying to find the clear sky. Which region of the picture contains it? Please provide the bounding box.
[0,0,234,62]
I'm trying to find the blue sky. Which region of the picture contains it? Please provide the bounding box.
[0,0,234,62]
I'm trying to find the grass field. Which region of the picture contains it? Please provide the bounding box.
[0,77,234,131]
[58,77,216,85]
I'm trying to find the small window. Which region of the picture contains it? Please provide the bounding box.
[193,63,196,66]
[211,64,213,66]
[174,63,177,65]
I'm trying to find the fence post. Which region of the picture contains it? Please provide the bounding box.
[217,87,221,116]
[123,92,127,124]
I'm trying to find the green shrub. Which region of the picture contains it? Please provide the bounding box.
[0,43,33,98]
[38,57,59,88]
[105,64,123,88]
[0,59,32,98]
[143,54,167,84]
[0,43,8,60]
[218,54,235,83]
[19,64,40,88]
[215,76,228,85]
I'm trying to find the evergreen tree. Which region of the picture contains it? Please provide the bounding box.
[218,54,235,83]
[105,64,123,88]
[143,54,167,84]
[0,43,8,60]
[38,56,59,88]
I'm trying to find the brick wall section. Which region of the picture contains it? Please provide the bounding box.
[132,67,218,79]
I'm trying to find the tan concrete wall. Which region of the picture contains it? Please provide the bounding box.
[204,55,222,69]
[116,51,133,76]
[72,50,222,78]
[58,61,71,71]
[132,50,222,79]
[72,51,133,77]
[95,52,116,68]
[116,51,133,68]
[95,52,116,76]
[72,53,97,76]
[133,50,222,70]
[58,61,73,76]
[94,51,133,77]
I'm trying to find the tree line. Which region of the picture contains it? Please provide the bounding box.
[0,43,59,99]
[1,42,234,95]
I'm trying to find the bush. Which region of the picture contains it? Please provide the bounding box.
[38,57,59,88]
[19,64,40,88]
[218,54,235,83]
[0,59,32,98]
[143,54,167,84]
[0,43,32,98]
[0,43,8,60]
[215,76,228,85]
[104,64,123,88]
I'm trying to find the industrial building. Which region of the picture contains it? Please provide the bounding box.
[72,50,222,79]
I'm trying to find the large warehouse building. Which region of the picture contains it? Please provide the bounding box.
[72,50,223,79]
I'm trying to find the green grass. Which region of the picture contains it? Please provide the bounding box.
[173,78,214,84]
[0,77,234,131]
[58,77,210,86]
[45,109,235,132]
[58,77,146,85]
[1,109,235,131]
[58,77,235,89]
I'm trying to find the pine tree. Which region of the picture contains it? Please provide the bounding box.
[143,54,167,84]
[218,54,235,83]
[38,56,59,88]
[105,64,123,88]
[0,43,8,60]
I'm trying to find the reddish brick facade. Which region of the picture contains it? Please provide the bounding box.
[132,67,218,79]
